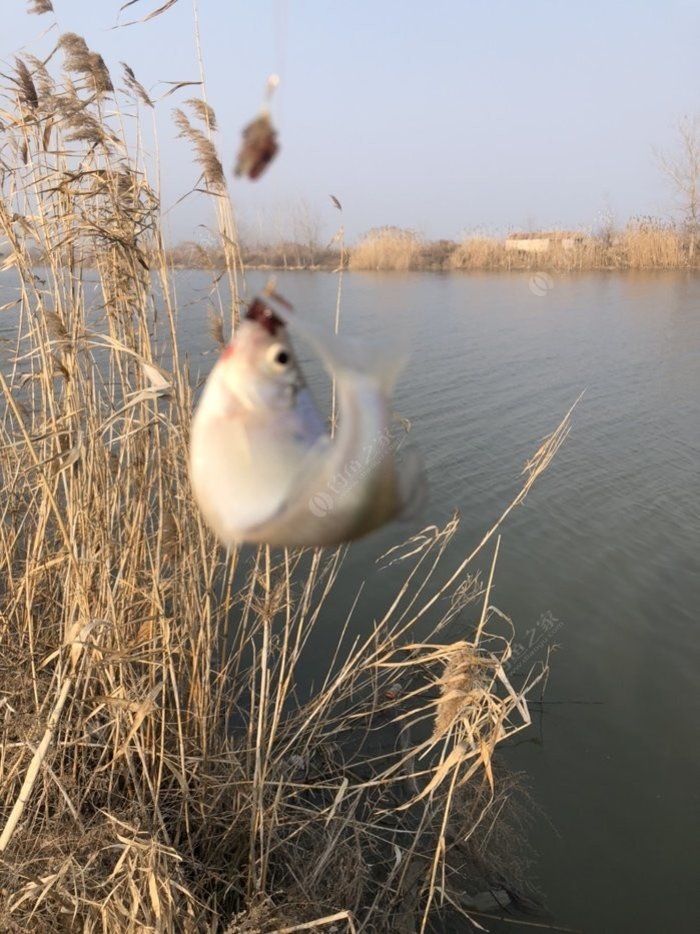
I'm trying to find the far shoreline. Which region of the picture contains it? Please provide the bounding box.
[165,222,700,274]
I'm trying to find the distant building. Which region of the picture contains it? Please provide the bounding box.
[505,231,584,253]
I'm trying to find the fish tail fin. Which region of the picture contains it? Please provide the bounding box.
[332,334,408,394]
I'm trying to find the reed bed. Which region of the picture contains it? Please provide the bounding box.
[612,218,687,269]
[0,31,570,933]
[348,227,423,271]
[446,223,690,272]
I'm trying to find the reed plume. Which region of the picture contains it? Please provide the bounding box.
[27,0,53,14]
[121,62,154,107]
[173,107,225,190]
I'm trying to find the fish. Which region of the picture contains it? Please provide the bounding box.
[188,295,424,547]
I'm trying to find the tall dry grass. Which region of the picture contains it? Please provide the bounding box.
[348,226,422,271]
[0,30,571,933]
[346,224,694,273]
[447,235,509,271]
[613,217,686,268]
[448,226,689,271]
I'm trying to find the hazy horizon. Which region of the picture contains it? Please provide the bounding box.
[2,0,698,245]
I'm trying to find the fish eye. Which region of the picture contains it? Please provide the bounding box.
[267,343,291,370]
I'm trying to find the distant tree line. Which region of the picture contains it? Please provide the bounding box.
[164,218,698,272]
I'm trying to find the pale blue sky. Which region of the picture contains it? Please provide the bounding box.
[2,0,698,244]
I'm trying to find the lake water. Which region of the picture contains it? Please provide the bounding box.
[3,268,698,932]
[221,270,697,934]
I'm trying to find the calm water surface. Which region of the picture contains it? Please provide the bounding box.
[222,271,697,934]
[3,269,697,932]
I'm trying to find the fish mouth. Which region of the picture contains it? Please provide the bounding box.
[245,292,293,335]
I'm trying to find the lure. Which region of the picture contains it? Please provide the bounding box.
[233,113,279,180]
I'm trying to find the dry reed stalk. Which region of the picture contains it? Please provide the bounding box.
[190,6,242,331]
[329,199,346,433]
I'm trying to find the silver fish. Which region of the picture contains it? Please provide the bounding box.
[189,296,423,547]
